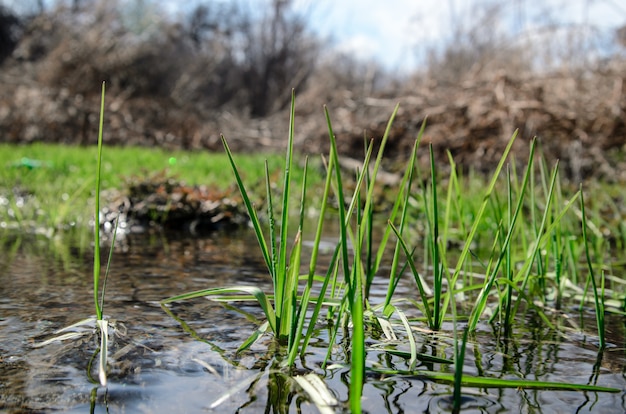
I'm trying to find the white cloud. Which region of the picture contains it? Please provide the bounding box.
[298,0,626,72]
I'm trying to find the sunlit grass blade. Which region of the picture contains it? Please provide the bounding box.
[324,106,350,291]
[357,103,399,249]
[365,121,425,299]
[438,131,517,411]
[294,373,339,414]
[283,230,302,344]
[100,213,120,316]
[324,105,363,414]
[162,286,277,334]
[94,81,106,322]
[382,135,422,309]
[96,319,108,387]
[330,103,399,414]
[274,90,297,342]
[93,81,111,388]
[425,144,444,330]
[288,156,338,365]
[388,222,434,326]
[580,187,606,348]
[221,136,272,276]
[300,244,341,363]
[237,321,271,354]
[442,150,466,250]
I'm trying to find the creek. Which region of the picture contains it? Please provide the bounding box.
[1,229,624,413]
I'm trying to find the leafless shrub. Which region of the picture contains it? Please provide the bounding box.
[239,0,320,116]
[175,0,321,116]
[424,1,534,84]
[15,0,320,116]
[30,1,191,98]
[0,5,22,63]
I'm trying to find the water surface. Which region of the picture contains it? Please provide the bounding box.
[1,230,624,413]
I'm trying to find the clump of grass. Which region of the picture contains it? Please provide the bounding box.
[162,91,338,369]
[162,95,620,412]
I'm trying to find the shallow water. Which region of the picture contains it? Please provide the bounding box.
[1,229,625,413]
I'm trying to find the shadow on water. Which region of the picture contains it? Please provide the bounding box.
[1,229,625,413]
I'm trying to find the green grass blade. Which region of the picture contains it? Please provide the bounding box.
[357,103,400,248]
[370,368,619,392]
[162,286,277,334]
[396,308,418,370]
[349,258,365,414]
[100,214,120,317]
[94,81,106,321]
[426,144,443,330]
[275,90,297,334]
[324,106,351,301]
[300,244,341,361]
[221,136,272,275]
[281,230,302,342]
[265,160,278,283]
[580,187,606,348]
[383,140,419,309]
[510,161,562,321]
[237,321,270,353]
[447,131,518,312]
[452,327,470,411]
[296,150,339,361]
[389,222,434,326]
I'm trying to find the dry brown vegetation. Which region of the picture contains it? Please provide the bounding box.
[1,0,625,182]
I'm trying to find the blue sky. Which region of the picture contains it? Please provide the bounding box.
[293,0,626,73]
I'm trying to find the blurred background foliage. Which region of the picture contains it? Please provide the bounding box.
[0,0,625,179]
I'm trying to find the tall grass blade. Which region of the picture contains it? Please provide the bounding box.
[389,222,434,326]
[452,327,470,413]
[298,150,341,360]
[370,368,619,392]
[275,90,297,341]
[162,286,277,336]
[357,103,400,249]
[426,144,444,330]
[383,139,420,311]
[93,81,111,387]
[580,187,606,348]
[100,214,120,316]
[221,136,273,279]
[94,81,106,322]
[322,105,373,414]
